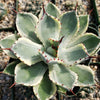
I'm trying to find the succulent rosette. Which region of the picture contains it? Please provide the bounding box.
[0,2,100,100]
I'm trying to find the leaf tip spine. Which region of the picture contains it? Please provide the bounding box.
[74,1,78,11]
[11,8,18,14]
[9,82,16,89]
[0,71,3,74]
[70,89,77,96]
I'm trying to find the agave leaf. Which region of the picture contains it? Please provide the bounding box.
[3,60,20,76]
[88,26,99,36]
[49,38,59,48]
[49,63,77,89]
[0,46,3,53]
[11,38,42,66]
[33,72,56,100]
[58,44,88,66]
[0,34,19,58]
[70,65,95,86]
[46,47,57,57]
[57,86,67,94]
[59,11,79,39]
[39,2,61,19]
[15,62,47,86]
[67,33,100,54]
[37,14,60,48]
[16,12,41,44]
[39,49,62,64]
[76,15,89,36]
[39,49,55,64]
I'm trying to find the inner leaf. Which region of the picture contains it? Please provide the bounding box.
[37,14,60,48]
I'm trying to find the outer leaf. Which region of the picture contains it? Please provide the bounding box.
[37,14,60,48]
[49,63,77,89]
[0,47,2,53]
[60,11,79,39]
[70,65,95,86]
[0,34,19,58]
[16,12,41,43]
[58,44,88,65]
[76,15,89,36]
[39,2,61,19]
[33,72,56,100]
[12,38,42,66]
[88,26,99,36]
[15,62,47,86]
[67,33,100,54]
[3,60,20,76]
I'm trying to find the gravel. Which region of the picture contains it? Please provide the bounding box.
[0,0,100,100]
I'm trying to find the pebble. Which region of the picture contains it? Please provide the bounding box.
[0,0,100,100]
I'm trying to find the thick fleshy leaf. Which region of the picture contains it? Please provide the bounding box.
[39,2,61,19]
[16,12,41,43]
[57,86,67,94]
[33,72,56,100]
[58,44,88,65]
[88,26,99,36]
[49,38,59,48]
[67,33,100,54]
[49,63,77,89]
[70,65,95,86]
[11,38,42,66]
[76,15,89,36]
[15,62,47,86]
[0,34,19,58]
[0,47,2,53]
[37,14,60,48]
[3,60,20,76]
[39,49,62,64]
[60,11,79,39]
[47,47,57,57]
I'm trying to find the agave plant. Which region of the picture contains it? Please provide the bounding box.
[0,2,100,100]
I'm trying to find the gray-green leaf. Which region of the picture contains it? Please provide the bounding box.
[3,60,20,76]
[11,37,42,66]
[76,15,89,36]
[39,2,61,19]
[67,33,100,54]
[70,65,95,86]
[37,14,60,48]
[49,63,77,89]
[15,62,47,86]
[0,34,19,58]
[58,44,88,65]
[33,72,56,100]
[60,11,79,39]
[16,12,41,43]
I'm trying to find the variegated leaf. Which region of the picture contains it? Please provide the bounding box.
[15,62,47,86]
[16,12,41,44]
[33,72,56,100]
[70,65,95,86]
[11,38,42,66]
[39,2,61,19]
[49,63,77,89]
[37,14,60,48]
[0,34,19,58]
